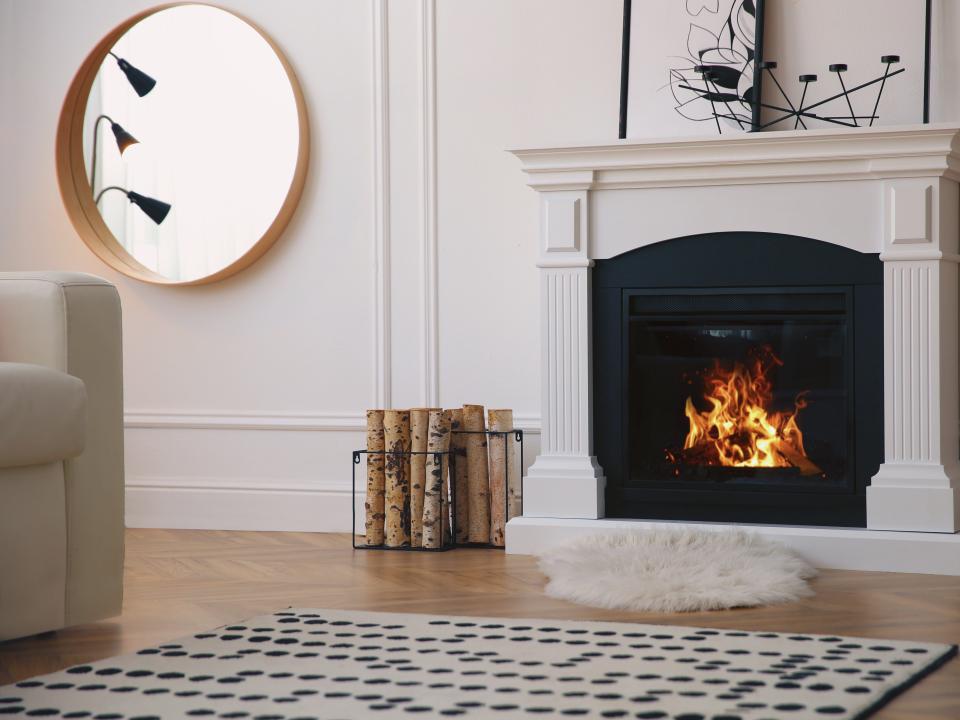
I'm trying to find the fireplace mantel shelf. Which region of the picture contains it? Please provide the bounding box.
[508,123,960,574]
[511,123,960,191]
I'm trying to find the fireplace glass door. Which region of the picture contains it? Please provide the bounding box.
[628,288,851,492]
[593,232,883,527]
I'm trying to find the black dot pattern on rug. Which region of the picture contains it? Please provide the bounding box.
[1,610,951,719]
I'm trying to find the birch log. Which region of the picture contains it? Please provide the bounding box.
[384,409,411,547]
[450,408,469,543]
[364,410,386,545]
[487,409,512,546]
[409,408,433,547]
[441,409,454,543]
[463,404,490,544]
[489,408,522,521]
[423,409,452,549]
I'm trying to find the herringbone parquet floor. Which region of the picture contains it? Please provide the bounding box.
[1,529,958,718]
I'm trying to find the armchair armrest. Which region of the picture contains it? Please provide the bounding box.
[0,362,86,468]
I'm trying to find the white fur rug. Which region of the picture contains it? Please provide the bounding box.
[538,528,816,612]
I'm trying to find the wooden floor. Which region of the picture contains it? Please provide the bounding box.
[1,530,958,718]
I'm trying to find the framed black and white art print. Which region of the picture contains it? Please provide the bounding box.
[619,0,933,139]
[620,0,765,138]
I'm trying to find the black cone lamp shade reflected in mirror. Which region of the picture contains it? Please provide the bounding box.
[95,186,171,225]
[110,122,139,153]
[107,51,156,97]
[90,114,139,193]
[127,191,172,224]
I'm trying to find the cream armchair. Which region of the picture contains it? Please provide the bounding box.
[0,273,124,641]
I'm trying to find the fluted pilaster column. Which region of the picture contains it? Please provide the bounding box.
[869,177,960,532]
[523,181,605,518]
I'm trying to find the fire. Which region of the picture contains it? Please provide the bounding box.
[679,346,820,475]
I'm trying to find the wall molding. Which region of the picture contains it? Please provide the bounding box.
[123,3,536,535]
[420,0,440,407]
[125,407,540,533]
[371,0,392,409]
[125,410,541,433]
[126,476,350,493]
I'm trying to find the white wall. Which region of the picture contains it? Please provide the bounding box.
[762,0,958,129]
[0,0,621,531]
[8,1,944,532]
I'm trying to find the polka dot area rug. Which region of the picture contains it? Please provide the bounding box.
[1,609,955,719]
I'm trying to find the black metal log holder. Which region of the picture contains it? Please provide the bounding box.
[351,429,524,552]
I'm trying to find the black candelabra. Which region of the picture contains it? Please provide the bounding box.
[754,56,904,130]
[683,55,905,132]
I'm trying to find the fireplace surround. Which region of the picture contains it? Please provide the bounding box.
[507,124,960,574]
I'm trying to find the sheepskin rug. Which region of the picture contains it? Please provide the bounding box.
[537,527,816,612]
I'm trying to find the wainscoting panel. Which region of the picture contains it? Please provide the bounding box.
[124,415,364,531]
[126,482,361,533]
[124,413,540,531]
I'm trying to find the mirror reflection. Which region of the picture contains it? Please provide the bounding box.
[83,5,301,282]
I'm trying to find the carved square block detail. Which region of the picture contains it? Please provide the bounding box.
[889,183,933,245]
[544,197,580,253]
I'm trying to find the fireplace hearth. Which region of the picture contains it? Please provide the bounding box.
[594,233,883,526]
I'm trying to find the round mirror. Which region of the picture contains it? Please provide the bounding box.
[57,4,308,285]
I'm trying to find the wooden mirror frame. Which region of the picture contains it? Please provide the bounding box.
[56,3,309,286]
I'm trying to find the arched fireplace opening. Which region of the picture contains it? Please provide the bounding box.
[594,232,883,526]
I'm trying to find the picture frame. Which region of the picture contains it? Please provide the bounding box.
[619,0,766,139]
[619,0,933,139]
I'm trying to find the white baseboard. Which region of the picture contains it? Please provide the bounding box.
[506,517,960,576]
[126,477,365,533]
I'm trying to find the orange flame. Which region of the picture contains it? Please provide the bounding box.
[681,347,818,473]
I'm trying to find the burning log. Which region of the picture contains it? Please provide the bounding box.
[680,443,720,467]
[679,439,821,476]
[678,346,821,476]
[778,441,822,476]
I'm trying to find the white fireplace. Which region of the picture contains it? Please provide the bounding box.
[506,124,960,575]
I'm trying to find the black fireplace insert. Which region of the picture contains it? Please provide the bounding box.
[594,233,883,527]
